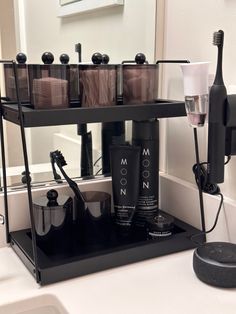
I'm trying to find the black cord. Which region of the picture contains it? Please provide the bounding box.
[95,168,102,176]
[191,192,224,245]
[192,162,220,195]
[191,129,230,245]
[192,155,231,195]
[193,128,206,232]
[93,156,102,167]
[191,128,226,245]
[224,155,231,165]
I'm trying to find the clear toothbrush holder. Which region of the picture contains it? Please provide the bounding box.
[180,62,210,128]
[184,94,208,127]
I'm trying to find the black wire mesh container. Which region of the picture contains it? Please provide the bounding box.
[28,64,72,109]
[79,52,118,108]
[4,63,29,103]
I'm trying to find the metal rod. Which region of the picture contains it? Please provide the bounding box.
[193,127,206,232]
[0,60,14,64]
[156,60,190,65]
[0,92,10,243]
[12,61,40,283]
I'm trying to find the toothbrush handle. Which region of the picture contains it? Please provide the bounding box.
[207,84,227,183]
[58,164,85,202]
[50,158,61,181]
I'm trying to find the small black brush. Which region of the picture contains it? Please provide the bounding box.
[50,150,85,202]
[50,152,63,183]
[207,30,227,183]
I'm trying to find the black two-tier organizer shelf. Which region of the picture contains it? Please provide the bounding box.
[0,63,202,285]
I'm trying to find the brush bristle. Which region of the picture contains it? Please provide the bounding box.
[213,30,224,46]
[51,150,67,167]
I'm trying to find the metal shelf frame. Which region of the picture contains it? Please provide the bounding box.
[0,60,202,285]
[0,60,40,281]
[1,99,186,127]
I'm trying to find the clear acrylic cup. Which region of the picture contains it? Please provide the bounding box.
[184,94,208,127]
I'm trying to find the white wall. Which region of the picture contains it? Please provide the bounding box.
[162,0,236,200]
[0,0,25,172]
[23,0,156,64]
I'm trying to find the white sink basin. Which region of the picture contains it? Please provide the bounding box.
[0,294,68,314]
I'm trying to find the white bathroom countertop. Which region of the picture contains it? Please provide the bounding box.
[0,247,235,314]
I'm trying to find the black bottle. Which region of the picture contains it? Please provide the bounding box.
[78,124,93,178]
[132,119,159,227]
[102,122,125,174]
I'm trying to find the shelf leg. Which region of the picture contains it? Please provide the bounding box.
[0,97,10,243]
[13,62,40,283]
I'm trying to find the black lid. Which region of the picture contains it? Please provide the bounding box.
[33,189,72,209]
[196,242,236,263]
[146,213,174,232]
[16,52,27,64]
[132,120,159,141]
[102,54,110,64]
[79,64,117,69]
[42,52,54,64]
[28,64,69,69]
[122,53,157,67]
[91,52,103,65]
[60,53,70,64]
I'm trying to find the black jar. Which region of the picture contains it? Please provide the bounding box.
[33,189,73,246]
[79,53,117,107]
[146,212,174,239]
[4,64,29,102]
[121,53,158,105]
[74,191,112,246]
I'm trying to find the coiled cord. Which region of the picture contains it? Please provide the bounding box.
[191,192,224,245]
[192,156,231,195]
[192,162,220,195]
[191,128,230,245]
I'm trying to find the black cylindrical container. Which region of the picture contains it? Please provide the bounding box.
[102,122,126,174]
[28,64,70,109]
[146,212,174,239]
[121,53,158,105]
[81,131,93,177]
[74,191,111,246]
[122,64,158,105]
[33,189,73,250]
[4,53,29,103]
[132,119,159,227]
[79,64,117,107]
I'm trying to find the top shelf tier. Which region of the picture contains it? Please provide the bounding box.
[1,99,186,127]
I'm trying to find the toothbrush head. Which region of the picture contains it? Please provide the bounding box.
[50,150,85,203]
[50,150,67,168]
[213,30,224,47]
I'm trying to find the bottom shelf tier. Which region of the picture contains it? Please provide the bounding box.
[10,212,202,285]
